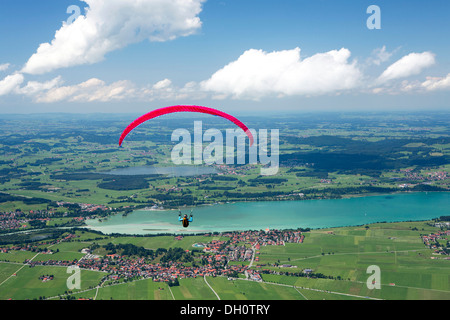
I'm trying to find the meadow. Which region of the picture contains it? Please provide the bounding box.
[1,220,449,300]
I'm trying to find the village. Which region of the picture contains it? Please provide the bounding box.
[1,226,306,285]
[421,228,450,256]
[0,206,103,232]
[0,211,28,230]
[394,169,449,189]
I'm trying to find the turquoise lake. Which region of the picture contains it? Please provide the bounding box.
[85,192,450,235]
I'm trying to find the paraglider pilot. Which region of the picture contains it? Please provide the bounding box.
[179,211,193,228]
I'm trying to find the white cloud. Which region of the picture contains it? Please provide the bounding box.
[18,76,63,96]
[0,73,24,96]
[3,42,449,105]
[377,51,435,83]
[35,78,135,103]
[367,46,395,66]
[369,73,450,95]
[152,79,172,90]
[22,0,205,75]
[36,86,78,103]
[200,47,362,100]
[421,74,450,91]
[139,79,206,101]
[72,79,135,102]
[14,76,201,104]
[0,63,10,72]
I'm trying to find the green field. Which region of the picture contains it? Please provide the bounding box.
[0,264,105,300]
[1,220,449,300]
[93,279,174,300]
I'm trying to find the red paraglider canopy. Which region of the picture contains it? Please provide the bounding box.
[119,105,254,146]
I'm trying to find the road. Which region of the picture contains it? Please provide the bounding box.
[0,252,41,288]
[204,275,221,300]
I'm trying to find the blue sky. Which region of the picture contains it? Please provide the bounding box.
[0,0,449,114]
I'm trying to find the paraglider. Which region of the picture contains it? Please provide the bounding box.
[119,105,254,147]
[118,106,254,228]
[179,212,193,228]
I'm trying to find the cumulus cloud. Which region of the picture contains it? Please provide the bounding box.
[4,41,449,104]
[139,79,206,101]
[200,47,362,100]
[377,51,435,83]
[0,63,10,72]
[11,75,202,104]
[421,74,450,91]
[369,73,450,95]
[152,79,173,90]
[22,0,205,75]
[0,73,24,96]
[18,76,63,96]
[35,78,135,103]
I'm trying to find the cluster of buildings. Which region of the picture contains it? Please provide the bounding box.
[81,257,252,283]
[0,212,27,230]
[396,169,448,182]
[421,229,450,255]
[24,253,252,284]
[0,208,90,231]
[425,171,448,181]
[222,229,304,246]
[38,274,54,282]
[227,245,254,262]
[55,201,110,212]
[195,229,304,266]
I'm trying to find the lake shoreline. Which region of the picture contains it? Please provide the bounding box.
[338,190,449,199]
[136,190,449,209]
[84,191,450,236]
